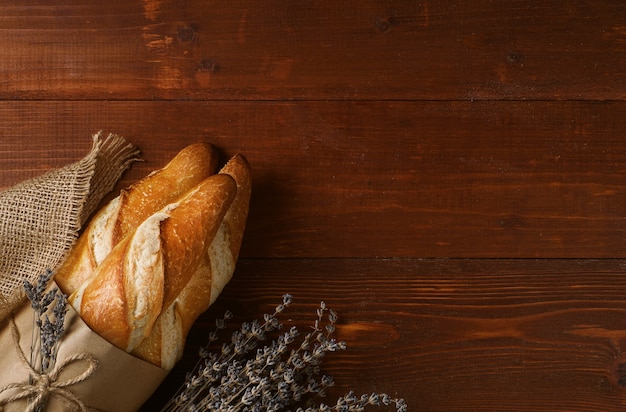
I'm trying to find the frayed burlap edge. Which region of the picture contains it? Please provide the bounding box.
[0,132,140,323]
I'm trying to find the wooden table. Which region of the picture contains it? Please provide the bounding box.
[2,1,626,411]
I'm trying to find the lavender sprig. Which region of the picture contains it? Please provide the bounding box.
[163,295,405,412]
[23,269,68,374]
[21,270,69,412]
[297,392,408,412]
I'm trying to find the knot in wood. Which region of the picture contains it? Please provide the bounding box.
[177,25,196,43]
[375,17,392,33]
[198,58,218,72]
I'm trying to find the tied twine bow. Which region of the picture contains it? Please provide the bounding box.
[0,318,98,412]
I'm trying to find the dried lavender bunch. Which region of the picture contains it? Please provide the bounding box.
[163,295,405,412]
[23,269,69,375]
[297,391,407,412]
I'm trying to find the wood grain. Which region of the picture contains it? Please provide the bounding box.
[141,258,626,411]
[1,101,626,258]
[1,1,626,410]
[0,1,624,100]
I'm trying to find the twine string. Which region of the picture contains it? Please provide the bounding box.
[0,317,99,411]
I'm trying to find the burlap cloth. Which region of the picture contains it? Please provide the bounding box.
[0,131,140,324]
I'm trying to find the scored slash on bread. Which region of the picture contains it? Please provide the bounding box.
[53,144,251,367]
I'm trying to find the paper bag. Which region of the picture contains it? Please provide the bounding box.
[0,282,169,412]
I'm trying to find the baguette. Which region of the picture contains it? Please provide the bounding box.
[55,143,218,295]
[132,154,251,368]
[70,173,237,352]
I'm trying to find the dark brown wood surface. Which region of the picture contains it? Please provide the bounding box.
[1,1,626,411]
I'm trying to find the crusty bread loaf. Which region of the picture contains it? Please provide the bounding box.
[131,154,251,368]
[69,173,237,352]
[55,143,218,295]
[53,144,251,368]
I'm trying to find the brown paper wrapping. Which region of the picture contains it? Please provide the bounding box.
[0,281,169,412]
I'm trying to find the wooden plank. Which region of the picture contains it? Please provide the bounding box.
[141,258,626,411]
[0,1,625,100]
[1,100,626,258]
